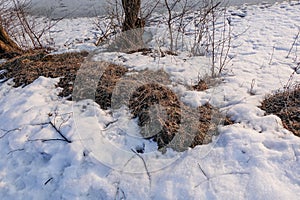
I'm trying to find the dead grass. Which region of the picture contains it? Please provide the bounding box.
[128,82,224,151]
[191,75,220,92]
[0,51,88,89]
[261,84,300,137]
[192,79,208,91]
[0,51,228,152]
[129,83,182,149]
[95,64,128,109]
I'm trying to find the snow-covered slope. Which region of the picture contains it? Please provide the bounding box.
[1,1,300,199]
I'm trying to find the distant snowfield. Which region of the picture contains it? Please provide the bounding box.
[1,1,300,199]
[29,0,287,18]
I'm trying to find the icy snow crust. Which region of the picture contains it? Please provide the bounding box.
[1,1,300,199]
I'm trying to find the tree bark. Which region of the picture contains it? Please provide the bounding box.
[122,0,144,31]
[0,21,22,58]
[120,0,145,51]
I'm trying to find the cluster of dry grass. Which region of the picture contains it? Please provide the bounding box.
[261,85,300,137]
[0,51,226,152]
[129,83,182,149]
[0,51,88,88]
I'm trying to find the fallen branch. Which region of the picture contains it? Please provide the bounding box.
[7,148,24,155]
[44,177,53,185]
[49,120,71,143]
[198,163,209,180]
[29,112,72,143]
[115,185,126,200]
[0,127,21,139]
[131,148,151,188]
[195,162,249,188]
[103,119,119,130]
[28,138,70,143]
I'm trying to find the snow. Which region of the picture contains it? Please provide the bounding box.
[1,1,300,199]
[28,0,287,18]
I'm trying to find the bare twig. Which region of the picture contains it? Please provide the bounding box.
[1,0,66,50]
[198,163,209,180]
[0,127,21,139]
[29,112,72,143]
[195,167,249,188]
[49,118,72,143]
[7,148,24,155]
[269,45,275,65]
[28,138,71,143]
[115,185,126,200]
[44,177,53,185]
[142,0,160,20]
[131,148,151,188]
[286,29,300,58]
[94,15,120,46]
[103,119,119,130]
[249,79,256,95]
[292,144,299,162]
[284,63,299,91]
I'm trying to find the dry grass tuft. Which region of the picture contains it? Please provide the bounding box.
[192,79,208,91]
[129,83,182,149]
[261,84,300,136]
[95,64,128,109]
[128,82,222,151]
[0,51,88,89]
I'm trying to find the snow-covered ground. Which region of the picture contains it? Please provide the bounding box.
[28,0,286,18]
[1,1,300,199]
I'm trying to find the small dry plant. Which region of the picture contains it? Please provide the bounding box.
[153,0,232,77]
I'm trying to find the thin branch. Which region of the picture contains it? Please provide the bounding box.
[286,29,300,58]
[195,169,249,188]
[198,163,209,180]
[131,148,151,188]
[115,185,126,200]
[103,119,119,130]
[0,127,21,139]
[28,138,70,143]
[292,144,299,162]
[269,45,275,65]
[30,112,72,143]
[7,148,24,155]
[49,120,72,143]
[143,0,160,20]
[44,177,53,185]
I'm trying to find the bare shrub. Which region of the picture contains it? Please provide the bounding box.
[0,0,63,51]
[94,0,123,46]
[149,0,232,77]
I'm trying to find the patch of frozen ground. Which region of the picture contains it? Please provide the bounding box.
[1,1,300,199]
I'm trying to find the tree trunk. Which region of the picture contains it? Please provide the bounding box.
[120,0,145,51]
[0,22,22,58]
[122,0,144,31]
